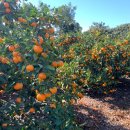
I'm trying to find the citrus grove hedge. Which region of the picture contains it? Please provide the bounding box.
[0,0,130,130]
[57,32,130,94]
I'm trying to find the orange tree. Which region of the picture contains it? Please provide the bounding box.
[81,39,130,94]
[53,32,85,100]
[0,1,82,129]
[57,30,130,95]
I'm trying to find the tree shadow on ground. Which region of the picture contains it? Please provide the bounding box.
[75,105,129,130]
[87,80,130,110]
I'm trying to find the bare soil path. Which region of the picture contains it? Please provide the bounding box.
[76,82,130,130]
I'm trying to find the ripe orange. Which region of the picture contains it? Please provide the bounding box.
[72,82,77,88]
[30,22,37,27]
[33,45,43,54]
[4,2,9,8]
[13,56,19,64]
[101,47,106,52]
[38,36,44,44]
[0,90,5,94]
[36,93,46,101]
[102,82,107,87]
[49,27,54,34]
[29,107,35,113]
[49,87,57,94]
[92,54,98,60]
[41,52,47,58]
[5,8,11,13]
[17,56,22,62]
[22,18,27,23]
[13,56,22,63]
[38,73,47,81]
[124,40,128,44]
[15,97,22,103]
[2,123,8,128]
[33,36,44,45]
[13,83,23,90]
[0,37,4,43]
[12,51,20,57]
[50,36,55,41]
[8,45,15,52]
[51,61,57,67]
[18,17,24,22]
[26,65,34,72]
[1,57,9,64]
[109,89,116,93]
[45,33,49,39]
[18,17,27,23]
[57,61,64,67]
[50,103,56,109]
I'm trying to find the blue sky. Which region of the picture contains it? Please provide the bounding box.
[28,0,130,31]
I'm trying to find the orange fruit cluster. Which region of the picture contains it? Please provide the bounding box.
[3,2,11,13]
[12,51,22,64]
[33,45,43,54]
[36,93,46,102]
[18,17,27,23]
[51,61,64,67]
[49,87,57,94]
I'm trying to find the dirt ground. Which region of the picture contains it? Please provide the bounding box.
[75,82,130,130]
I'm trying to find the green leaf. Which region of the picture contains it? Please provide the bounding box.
[46,65,55,71]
